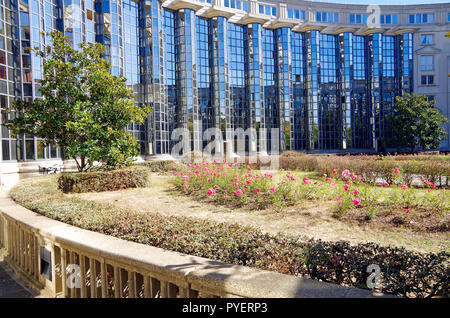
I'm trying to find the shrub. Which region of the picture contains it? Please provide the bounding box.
[10,175,450,298]
[303,240,449,298]
[280,155,319,172]
[280,151,307,157]
[135,160,180,173]
[58,166,149,193]
[277,154,450,188]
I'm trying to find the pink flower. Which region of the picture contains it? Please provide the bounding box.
[351,198,362,206]
[330,182,336,188]
[400,185,408,189]
[182,184,189,190]
[269,187,276,193]
[303,177,312,184]
[336,200,342,206]
[423,180,436,189]
[223,195,228,199]
[403,208,410,213]
[332,169,338,174]
[233,189,243,196]
[353,189,360,196]
[344,184,349,191]
[383,182,390,187]
[342,169,351,177]
[207,188,216,196]
[246,180,252,185]
[255,188,260,194]
[392,168,400,174]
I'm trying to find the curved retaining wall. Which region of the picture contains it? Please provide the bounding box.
[0,189,384,298]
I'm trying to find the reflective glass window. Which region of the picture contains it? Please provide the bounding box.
[420,55,434,71]
[420,34,434,45]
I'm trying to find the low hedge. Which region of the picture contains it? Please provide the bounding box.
[135,160,180,173]
[58,166,149,193]
[276,153,450,187]
[10,175,450,298]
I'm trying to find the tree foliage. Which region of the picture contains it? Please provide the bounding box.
[389,92,448,153]
[6,32,150,172]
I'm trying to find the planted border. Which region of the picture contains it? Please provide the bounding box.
[273,154,450,187]
[10,175,450,298]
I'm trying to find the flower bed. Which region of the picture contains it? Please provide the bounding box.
[9,175,450,298]
[172,162,449,231]
[172,162,297,209]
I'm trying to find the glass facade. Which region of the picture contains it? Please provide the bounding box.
[4,0,450,162]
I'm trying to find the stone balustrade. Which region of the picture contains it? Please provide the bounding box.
[0,190,384,298]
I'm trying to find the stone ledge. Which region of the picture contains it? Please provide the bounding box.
[0,189,390,298]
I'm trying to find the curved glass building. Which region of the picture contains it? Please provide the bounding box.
[0,0,449,170]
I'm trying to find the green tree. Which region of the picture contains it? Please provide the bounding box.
[389,92,448,153]
[6,32,150,172]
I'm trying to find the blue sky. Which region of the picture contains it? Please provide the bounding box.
[308,0,449,4]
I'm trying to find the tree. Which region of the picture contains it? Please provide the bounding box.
[388,92,448,153]
[6,32,150,172]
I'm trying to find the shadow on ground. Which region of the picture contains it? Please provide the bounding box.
[0,251,36,298]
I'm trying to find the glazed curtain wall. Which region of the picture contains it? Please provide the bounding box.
[144,4,413,154]
[0,0,414,161]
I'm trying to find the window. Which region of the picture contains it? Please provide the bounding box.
[426,96,435,103]
[421,75,434,85]
[409,13,435,24]
[288,9,293,18]
[392,15,398,24]
[420,55,434,71]
[259,4,276,17]
[380,14,398,25]
[350,14,368,24]
[448,12,450,22]
[316,11,338,23]
[420,34,434,45]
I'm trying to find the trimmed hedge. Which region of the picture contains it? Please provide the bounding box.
[135,160,180,173]
[274,153,450,187]
[10,175,450,298]
[58,166,149,193]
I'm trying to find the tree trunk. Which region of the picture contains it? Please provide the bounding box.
[80,155,86,172]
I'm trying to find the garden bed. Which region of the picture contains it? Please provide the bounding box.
[9,174,449,297]
[169,162,449,233]
[75,172,449,254]
[9,156,450,298]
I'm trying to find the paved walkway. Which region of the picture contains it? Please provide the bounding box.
[0,251,36,298]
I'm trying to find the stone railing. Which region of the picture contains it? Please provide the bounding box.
[0,190,383,298]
